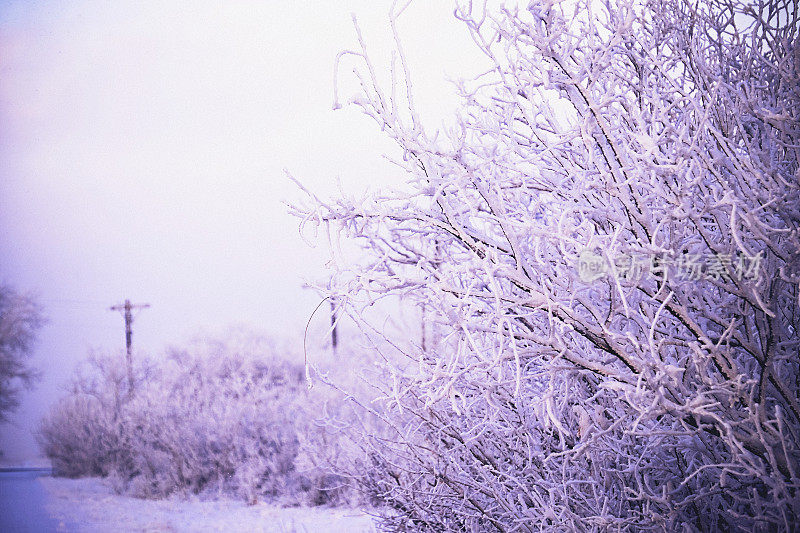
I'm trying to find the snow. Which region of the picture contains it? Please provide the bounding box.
[40,477,377,533]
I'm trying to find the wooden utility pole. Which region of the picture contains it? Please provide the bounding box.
[330,297,338,356]
[421,303,427,352]
[110,299,149,396]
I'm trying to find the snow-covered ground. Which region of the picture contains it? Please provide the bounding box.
[41,477,377,533]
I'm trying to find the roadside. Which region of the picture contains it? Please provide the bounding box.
[40,476,376,532]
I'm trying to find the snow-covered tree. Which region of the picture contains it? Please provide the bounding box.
[293,0,799,529]
[0,285,44,423]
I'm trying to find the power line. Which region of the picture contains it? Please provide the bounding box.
[41,298,108,306]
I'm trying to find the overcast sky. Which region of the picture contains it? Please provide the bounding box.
[0,0,480,461]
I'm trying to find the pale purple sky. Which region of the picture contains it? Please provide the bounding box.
[0,0,479,461]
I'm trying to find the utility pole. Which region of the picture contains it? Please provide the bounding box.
[421,303,426,353]
[330,297,338,357]
[110,299,149,396]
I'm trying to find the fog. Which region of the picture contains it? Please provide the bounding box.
[0,0,477,462]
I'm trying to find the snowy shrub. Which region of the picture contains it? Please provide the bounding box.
[293,0,799,530]
[293,330,394,508]
[41,333,359,506]
[114,347,306,502]
[38,352,146,478]
[38,394,119,478]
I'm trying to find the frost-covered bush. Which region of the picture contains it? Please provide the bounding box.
[39,352,145,478]
[294,336,396,509]
[293,0,800,530]
[40,333,357,506]
[38,394,119,478]
[113,348,305,501]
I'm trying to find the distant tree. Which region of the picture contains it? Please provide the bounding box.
[295,0,799,529]
[0,285,45,423]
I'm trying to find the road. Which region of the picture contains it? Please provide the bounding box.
[0,468,61,532]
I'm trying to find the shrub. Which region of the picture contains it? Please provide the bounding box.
[293,0,800,529]
[40,334,358,506]
[39,393,118,478]
[113,348,306,501]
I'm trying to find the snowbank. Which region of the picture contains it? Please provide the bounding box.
[41,477,376,532]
